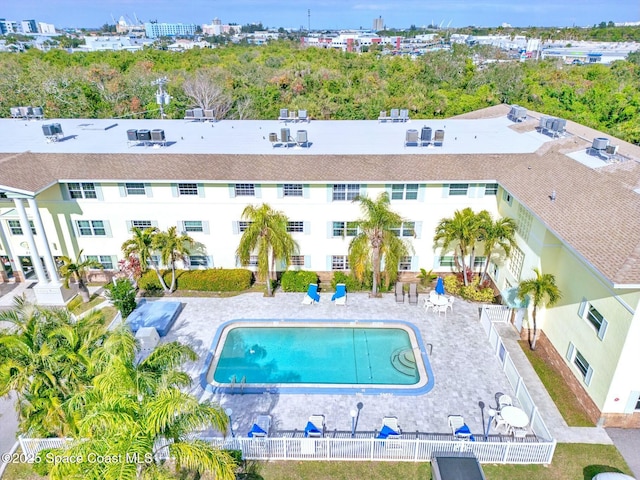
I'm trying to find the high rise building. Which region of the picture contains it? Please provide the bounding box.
[373,16,384,31]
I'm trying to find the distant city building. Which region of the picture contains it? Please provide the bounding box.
[0,18,19,34]
[80,35,152,52]
[21,20,37,34]
[541,41,640,64]
[144,22,197,39]
[115,16,145,36]
[37,22,56,34]
[373,16,384,31]
[202,18,241,36]
[303,31,401,52]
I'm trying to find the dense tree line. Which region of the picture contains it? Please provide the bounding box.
[1,40,639,144]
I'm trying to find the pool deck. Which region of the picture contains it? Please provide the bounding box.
[162,291,535,439]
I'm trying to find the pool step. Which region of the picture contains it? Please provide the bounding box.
[390,348,418,377]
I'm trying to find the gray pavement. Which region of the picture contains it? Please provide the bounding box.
[606,428,640,478]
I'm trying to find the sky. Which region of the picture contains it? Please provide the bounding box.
[3,0,639,30]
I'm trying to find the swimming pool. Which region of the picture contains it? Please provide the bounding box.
[200,320,434,395]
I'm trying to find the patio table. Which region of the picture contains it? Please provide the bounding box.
[500,406,529,428]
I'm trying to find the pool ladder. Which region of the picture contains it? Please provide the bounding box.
[229,375,247,394]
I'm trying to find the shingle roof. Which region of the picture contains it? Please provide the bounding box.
[1,105,639,286]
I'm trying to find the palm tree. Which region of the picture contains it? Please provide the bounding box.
[479,214,517,282]
[154,226,194,293]
[50,330,236,480]
[122,227,169,292]
[518,268,562,350]
[349,193,410,297]
[59,250,103,302]
[433,208,487,286]
[236,203,298,297]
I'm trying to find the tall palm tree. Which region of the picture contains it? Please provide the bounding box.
[236,203,298,297]
[433,208,487,286]
[154,226,194,293]
[349,193,410,297]
[50,330,236,480]
[479,214,518,282]
[518,268,562,350]
[122,227,169,292]
[58,249,103,302]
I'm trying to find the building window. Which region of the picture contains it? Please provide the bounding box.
[474,256,486,268]
[244,255,259,267]
[331,255,350,270]
[391,184,418,200]
[574,350,590,378]
[449,183,469,196]
[332,184,359,201]
[187,255,209,267]
[178,183,199,196]
[76,220,106,236]
[283,184,303,197]
[517,205,533,241]
[234,184,255,196]
[238,221,252,232]
[508,245,524,280]
[440,256,455,267]
[578,299,608,340]
[68,182,97,199]
[291,255,305,266]
[182,221,203,233]
[503,190,513,206]
[567,342,593,385]
[287,221,304,233]
[131,220,153,229]
[399,256,412,271]
[636,396,640,411]
[485,183,498,196]
[332,221,358,237]
[85,255,114,270]
[390,221,415,237]
[125,183,146,195]
[8,220,35,235]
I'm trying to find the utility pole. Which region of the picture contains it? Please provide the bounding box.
[152,77,170,119]
[308,9,310,32]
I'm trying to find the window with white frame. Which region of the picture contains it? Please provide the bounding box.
[187,255,209,267]
[287,221,304,233]
[178,183,199,196]
[449,183,469,196]
[85,255,114,270]
[244,255,258,266]
[331,255,350,270]
[567,342,593,385]
[517,205,533,241]
[439,256,455,267]
[502,190,513,206]
[291,255,305,266]
[234,184,255,196]
[7,220,36,235]
[508,245,524,280]
[182,221,204,233]
[474,256,486,268]
[485,183,498,196]
[332,221,358,237]
[399,256,412,271]
[391,184,418,200]
[332,184,359,201]
[68,182,97,199]
[390,221,415,237]
[283,184,303,197]
[131,220,153,229]
[76,220,106,236]
[578,299,608,340]
[125,183,146,195]
[238,221,252,232]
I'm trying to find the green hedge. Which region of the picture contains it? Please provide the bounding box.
[138,268,253,292]
[444,275,495,302]
[280,270,319,292]
[330,271,367,291]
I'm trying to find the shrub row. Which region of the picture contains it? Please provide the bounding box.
[280,270,319,292]
[138,268,253,292]
[444,275,495,303]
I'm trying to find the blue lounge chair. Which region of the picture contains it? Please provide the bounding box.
[376,416,401,439]
[331,283,347,305]
[304,414,325,437]
[248,414,271,438]
[302,283,320,305]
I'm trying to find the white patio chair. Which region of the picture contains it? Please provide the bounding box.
[436,304,448,318]
[512,427,528,441]
[492,411,509,433]
[498,394,513,410]
[446,296,454,313]
[423,298,435,313]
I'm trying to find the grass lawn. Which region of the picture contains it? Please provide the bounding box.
[3,444,630,480]
[68,293,107,315]
[518,341,594,427]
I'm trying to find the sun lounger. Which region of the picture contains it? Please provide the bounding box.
[377,416,401,439]
[408,283,418,305]
[302,283,320,305]
[248,414,272,438]
[304,414,326,438]
[395,282,404,303]
[331,283,347,305]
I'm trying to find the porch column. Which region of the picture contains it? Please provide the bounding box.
[27,197,59,283]
[13,198,48,283]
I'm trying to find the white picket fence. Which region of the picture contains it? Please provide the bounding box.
[17,304,556,465]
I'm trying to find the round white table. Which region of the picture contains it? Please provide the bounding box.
[429,294,449,306]
[500,406,529,428]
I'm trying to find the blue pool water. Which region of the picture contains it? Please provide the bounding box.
[207,322,432,393]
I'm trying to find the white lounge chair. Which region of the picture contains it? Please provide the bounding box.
[248,414,272,438]
[302,284,320,305]
[377,416,401,439]
[332,283,347,305]
[448,415,473,441]
[305,414,326,438]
